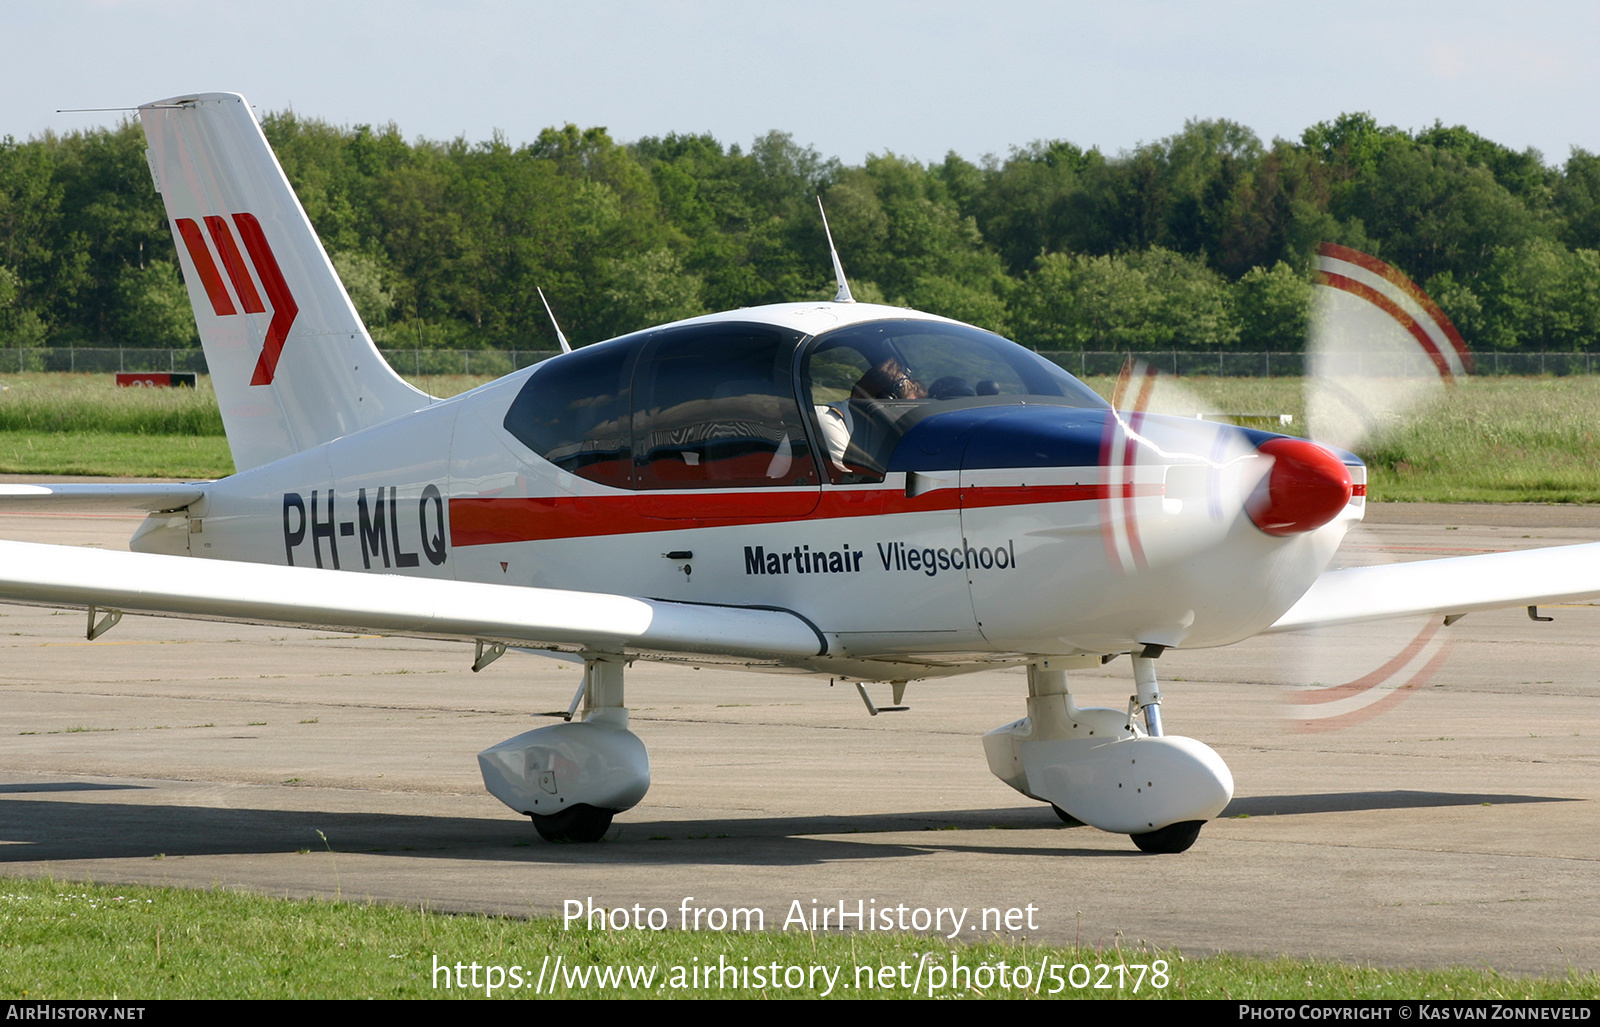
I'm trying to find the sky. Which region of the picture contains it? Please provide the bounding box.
[2,1,1597,167]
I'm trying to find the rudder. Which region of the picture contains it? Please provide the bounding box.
[140,92,430,472]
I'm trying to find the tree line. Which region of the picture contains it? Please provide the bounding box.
[2,109,1598,354]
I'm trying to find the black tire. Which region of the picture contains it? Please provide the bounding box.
[1050,803,1083,826]
[1130,820,1204,854]
[530,803,614,843]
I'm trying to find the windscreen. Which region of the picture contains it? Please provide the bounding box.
[803,319,1106,483]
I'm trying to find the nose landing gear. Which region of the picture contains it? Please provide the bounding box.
[983,656,1232,852]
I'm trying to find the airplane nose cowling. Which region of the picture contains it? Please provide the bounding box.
[1246,437,1353,537]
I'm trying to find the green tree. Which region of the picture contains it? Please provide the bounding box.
[968,140,1103,275]
[900,274,1012,336]
[44,121,173,343]
[1125,247,1238,349]
[1555,149,1600,251]
[1301,112,1410,181]
[595,247,704,337]
[1336,138,1548,283]
[1413,121,1554,201]
[371,159,474,344]
[0,136,61,324]
[330,250,395,329]
[1424,270,1486,349]
[1017,251,1152,349]
[114,259,196,347]
[8,103,1598,357]
[1235,261,1312,350]
[1473,239,1600,351]
[820,154,1009,318]
[0,263,48,347]
[1017,247,1237,351]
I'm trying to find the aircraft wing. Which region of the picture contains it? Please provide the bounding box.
[0,540,826,660]
[1268,542,1600,632]
[0,483,207,512]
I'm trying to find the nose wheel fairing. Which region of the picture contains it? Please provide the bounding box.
[984,659,1233,848]
[988,729,1233,836]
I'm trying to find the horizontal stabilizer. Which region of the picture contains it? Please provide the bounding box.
[1269,543,1600,632]
[0,483,207,512]
[0,540,826,660]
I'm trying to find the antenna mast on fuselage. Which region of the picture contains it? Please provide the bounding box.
[816,198,855,304]
[537,287,573,354]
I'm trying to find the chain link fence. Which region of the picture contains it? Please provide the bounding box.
[3,347,1599,378]
[0,348,213,374]
[0,347,561,376]
[1037,351,1600,377]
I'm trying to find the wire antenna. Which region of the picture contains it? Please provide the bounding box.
[816,198,855,304]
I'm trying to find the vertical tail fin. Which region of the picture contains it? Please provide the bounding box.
[140,93,430,472]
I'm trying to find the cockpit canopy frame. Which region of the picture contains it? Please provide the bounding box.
[503,317,1107,490]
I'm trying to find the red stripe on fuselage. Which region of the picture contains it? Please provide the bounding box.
[448,483,1161,547]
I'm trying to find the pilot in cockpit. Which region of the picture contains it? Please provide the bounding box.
[852,356,928,401]
[815,356,1009,477]
[815,355,926,477]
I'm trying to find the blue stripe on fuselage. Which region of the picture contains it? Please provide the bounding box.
[886,406,1365,473]
[887,406,1112,472]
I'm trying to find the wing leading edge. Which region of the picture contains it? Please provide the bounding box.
[1269,542,1600,632]
[0,540,826,660]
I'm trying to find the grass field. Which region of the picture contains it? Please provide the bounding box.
[1,876,1593,1000]
[0,374,488,479]
[3,372,1599,498]
[1087,374,1600,503]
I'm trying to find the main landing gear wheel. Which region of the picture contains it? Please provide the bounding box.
[530,804,615,843]
[1129,820,1204,854]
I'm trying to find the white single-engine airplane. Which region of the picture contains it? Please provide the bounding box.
[4,93,1598,854]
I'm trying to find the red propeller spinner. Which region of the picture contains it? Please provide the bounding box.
[1246,437,1353,537]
